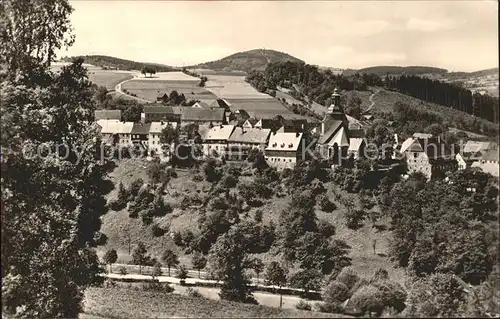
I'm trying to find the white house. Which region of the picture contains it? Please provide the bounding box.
[148,121,178,158]
[265,132,304,170]
[227,126,271,160]
[96,119,134,147]
[201,124,235,158]
[471,149,499,177]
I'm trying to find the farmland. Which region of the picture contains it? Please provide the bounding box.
[82,287,346,318]
[51,62,134,90]
[121,71,218,103]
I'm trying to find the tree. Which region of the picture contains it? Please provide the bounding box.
[191,252,207,279]
[323,280,350,305]
[122,104,142,122]
[265,261,288,308]
[288,269,323,294]
[208,229,257,304]
[132,242,148,274]
[251,258,265,285]
[349,284,385,317]
[345,91,363,119]
[336,267,361,292]
[161,249,179,276]
[202,158,221,183]
[103,249,118,273]
[1,1,112,316]
[151,261,163,279]
[177,265,188,284]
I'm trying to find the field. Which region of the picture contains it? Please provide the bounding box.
[51,62,134,90]
[121,79,218,103]
[82,287,348,318]
[99,159,407,289]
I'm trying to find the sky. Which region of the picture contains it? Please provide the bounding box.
[60,0,499,72]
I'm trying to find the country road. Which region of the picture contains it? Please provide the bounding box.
[363,89,380,114]
[114,74,152,103]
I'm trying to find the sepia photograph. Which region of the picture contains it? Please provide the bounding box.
[1,0,499,318]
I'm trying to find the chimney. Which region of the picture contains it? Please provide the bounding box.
[296,132,300,137]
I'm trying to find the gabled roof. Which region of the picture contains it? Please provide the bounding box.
[406,138,453,159]
[255,118,274,128]
[172,107,225,122]
[266,132,303,152]
[192,101,210,108]
[95,109,122,120]
[131,123,151,135]
[203,125,235,141]
[317,120,343,144]
[228,127,271,144]
[463,140,496,154]
[244,118,259,127]
[327,126,350,147]
[400,137,416,153]
[149,121,177,133]
[348,138,365,152]
[479,149,499,162]
[413,132,433,139]
[97,119,133,134]
[143,105,175,114]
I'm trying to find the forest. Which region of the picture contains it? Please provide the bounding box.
[246,61,499,125]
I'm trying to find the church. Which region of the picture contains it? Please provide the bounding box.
[315,88,366,163]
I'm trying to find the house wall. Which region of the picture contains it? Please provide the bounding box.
[227,142,265,160]
[266,153,297,170]
[406,151,432,180]
[118,133,132,148]
[203,141,228,158]
[182,120,224,126]
[456,154,468,170]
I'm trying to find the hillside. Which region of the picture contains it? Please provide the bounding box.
[189,49,304,73]
[342,66,448,77]
[62,55,177,72]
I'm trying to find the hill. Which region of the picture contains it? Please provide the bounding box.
[189,49,304,73]
[342,66,448,77]
[62,55,177,72]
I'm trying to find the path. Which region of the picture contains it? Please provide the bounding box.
[363,89,380,114]
[107,263,320,294]
[114,74,152,103]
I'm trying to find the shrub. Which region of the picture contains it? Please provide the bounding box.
[186,287,204,298]
[318,194,336,212]
[151,224,166,237]
[345,209,365,229]
[336,267,360,291]
[323,281,350,304]
[315,302,344,314]
[192,174,203,182]
[349,284,385,317]
[119,267,128,275]
[142,282,174,293]
[295,300,312,311]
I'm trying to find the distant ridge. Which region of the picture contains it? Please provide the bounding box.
[188,49,304,73]
[342,66,449,77]
[62,55,177,72]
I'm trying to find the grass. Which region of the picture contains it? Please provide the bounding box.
[82,287,349,318]
[88,71,133,90]
[122,79,217,102]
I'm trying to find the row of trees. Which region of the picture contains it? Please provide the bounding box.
[141,66,156,77]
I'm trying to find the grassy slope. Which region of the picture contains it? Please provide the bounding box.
[82,287,348,318]
[100,159,406,286]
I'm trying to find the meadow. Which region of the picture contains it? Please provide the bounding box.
[82,287,348,318]
[121,79,217,102]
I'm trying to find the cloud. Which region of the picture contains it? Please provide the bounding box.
[406,17,460,32]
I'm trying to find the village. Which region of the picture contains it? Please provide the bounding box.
[95,87,499,178]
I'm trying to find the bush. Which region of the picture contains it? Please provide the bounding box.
[323,281,350,304]
[349,285,385,316]
[119,266,128,275]
[186,287,204,298]
[295,300,312,311]
[345,209,365,229]
[142,282,174,293]
[151,224,166,237]
[336,267,360,292]
[192,173,203,182]
[315,302,344,314]
[318,194,336,212]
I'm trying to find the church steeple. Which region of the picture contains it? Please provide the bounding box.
[327,87,343,114]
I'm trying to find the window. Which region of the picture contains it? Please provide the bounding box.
[414,153,418,158]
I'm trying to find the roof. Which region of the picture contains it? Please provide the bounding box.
[400,137,415,153]
[228,127,271,144]
[406,138,453,159]
[172,107,225,122]
[463,141,496,154]
[131,123,151,135]
[95,109,122,120]
[413,132,433,139]
[97,119,133,134]
[143,105,175,114]
[348,138,365,152]
[479,149,499,162]
[244,119,259,126]
[327,126,350,147]
[149,121,177,133]
[317,120,343,144]
[192,101,210,108]
[210,99,230,108]
[203,125,235,141]
[266,132,303,152]
[255,118,274,128]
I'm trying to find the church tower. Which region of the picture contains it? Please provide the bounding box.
[322,87,348,135]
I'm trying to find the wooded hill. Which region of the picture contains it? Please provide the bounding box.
[342,66,448,77]
[62,55,177,72]
[188,49,304,73]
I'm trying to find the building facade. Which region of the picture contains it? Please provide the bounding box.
[227,127,271,160]
[201,124,235,158]
[265,132,304,170]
